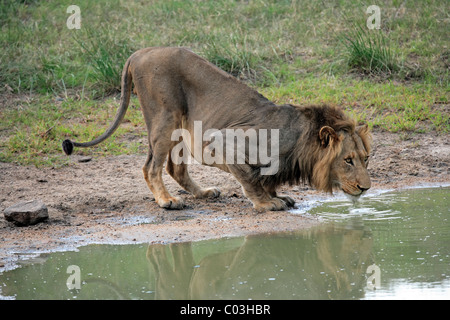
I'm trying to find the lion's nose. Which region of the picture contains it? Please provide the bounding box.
[357,185,369,192]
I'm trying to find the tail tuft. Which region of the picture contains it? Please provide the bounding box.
[62,139,74,155]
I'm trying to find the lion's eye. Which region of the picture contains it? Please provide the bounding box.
[364,156,369,162]
[345,158,353,165]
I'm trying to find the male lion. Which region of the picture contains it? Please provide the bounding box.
[63,47,371,211]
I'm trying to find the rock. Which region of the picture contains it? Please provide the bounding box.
[78,156,92,163]
[4,200,49,226]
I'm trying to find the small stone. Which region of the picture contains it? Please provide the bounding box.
[78,156,92,163]
[4,200,49,226]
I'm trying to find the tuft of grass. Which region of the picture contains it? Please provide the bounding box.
[202,37,260,81]
[74,27,136,95]
[340,24,399,76]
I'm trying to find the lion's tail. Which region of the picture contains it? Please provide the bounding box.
[62,57,133,155]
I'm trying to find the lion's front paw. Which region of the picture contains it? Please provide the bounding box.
[194,187,221,199]
[157,196,184,210]
[253,197,288,212]
[276,195,295,207]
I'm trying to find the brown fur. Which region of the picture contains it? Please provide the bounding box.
[63,47,372,211]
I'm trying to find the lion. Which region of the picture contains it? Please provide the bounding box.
[62,47,371,212]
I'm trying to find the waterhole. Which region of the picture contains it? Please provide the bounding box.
[0,187,448,299]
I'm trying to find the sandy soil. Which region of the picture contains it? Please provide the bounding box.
[0,130,449,271]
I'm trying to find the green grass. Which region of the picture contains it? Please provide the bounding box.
[74,27,137,95]
[0,0,448,166]
[340,24,400,76]
[261,76,449,133]
[0,95,146,167]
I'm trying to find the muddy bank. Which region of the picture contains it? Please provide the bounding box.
[0,130,449,271]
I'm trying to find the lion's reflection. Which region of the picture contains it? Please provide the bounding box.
[147,224,373,299]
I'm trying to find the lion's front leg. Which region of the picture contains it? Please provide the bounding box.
[274,195,295,207]
[249,193,289,212]
[226,164,288,212]
[264,186,296,208]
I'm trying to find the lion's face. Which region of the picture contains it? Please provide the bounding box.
[329,126,371,199]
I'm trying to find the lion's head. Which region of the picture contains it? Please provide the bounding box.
[264,104,373,201]
[306,106,372,199]
[317,124,372,200]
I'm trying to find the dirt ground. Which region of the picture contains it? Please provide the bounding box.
[1,129,449,271]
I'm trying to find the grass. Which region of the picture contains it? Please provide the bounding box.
[0,0,448,166]
[340,24,400,76]
[261,76,449,133]
[74,27,137,95]
[203,37,260,81]
[0,95,146,167]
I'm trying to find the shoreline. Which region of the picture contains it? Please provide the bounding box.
[0,180,448,273]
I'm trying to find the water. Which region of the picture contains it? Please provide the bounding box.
[308,187,450,300]
[0,187,448,300]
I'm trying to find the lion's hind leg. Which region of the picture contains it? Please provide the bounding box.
[166,152,221,199]
[143,146,184,210]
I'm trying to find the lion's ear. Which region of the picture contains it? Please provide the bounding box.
[319,126,338,148]
[356,123,369,135]
[356,123,372,153]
